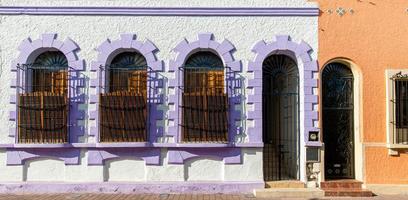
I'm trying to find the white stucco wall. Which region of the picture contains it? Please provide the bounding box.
[104,158,146,182]
[0,0,317,183]
[0,148,263,182]
[25,158,65,181]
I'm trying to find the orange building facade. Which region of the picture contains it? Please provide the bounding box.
[315,0,408,188]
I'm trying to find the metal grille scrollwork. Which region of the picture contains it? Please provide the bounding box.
[99,52,148,142]
[322,62,354,179]
[391,72,408,144]
[179,52,229,142]
[262,55,299,181]
[17,51,69,143]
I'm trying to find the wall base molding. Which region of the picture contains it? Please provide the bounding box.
[0,181,264,194]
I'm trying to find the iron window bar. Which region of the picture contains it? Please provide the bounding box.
[390,72,408,144]
[98,64,150,142]
[16,63,70,144]
[178,65,233,143]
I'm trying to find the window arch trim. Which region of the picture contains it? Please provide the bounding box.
[168,33,242,143]
[9,33,85,143]
[89,34,164,143]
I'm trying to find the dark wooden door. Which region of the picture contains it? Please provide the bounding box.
[322,62,355,179]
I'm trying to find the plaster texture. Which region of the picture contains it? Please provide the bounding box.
[0,0,317,7]
[0,148,263,182]
[315,0,408,184]
[0,0,318,189]
[104,158,146,182]
[25,158,65,182]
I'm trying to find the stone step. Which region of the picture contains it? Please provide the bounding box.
[254,188,325,199]
[265,180,305,188]
[320,180,363,189]
[324,188,373,197]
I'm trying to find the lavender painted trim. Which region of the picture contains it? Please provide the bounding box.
[168,33,242,143]
[248,35,320,145]
[6,148,80,165]
[0,181,264,194]
[0,7,319,16]
[90,34,164,143]
[167,148,241,164]
[10,33,85,143]
[87,148,160,165]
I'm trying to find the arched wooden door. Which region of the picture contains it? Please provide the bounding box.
[322,62,355,179]
[262,55,299,181]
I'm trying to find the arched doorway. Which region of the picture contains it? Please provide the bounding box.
[322,62,355,179]
[262,54,299,181]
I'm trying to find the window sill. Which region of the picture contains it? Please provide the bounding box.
[11,143,94,148]
[96,142,150,148]
[387,143,408,149]
[305,141,323,147]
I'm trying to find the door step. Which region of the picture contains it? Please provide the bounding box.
[321,180,373,197]
[324,188,373,197]
[254,188,325,199]
[265,180,305,188]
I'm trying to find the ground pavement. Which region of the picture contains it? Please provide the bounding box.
[0,194,407,200]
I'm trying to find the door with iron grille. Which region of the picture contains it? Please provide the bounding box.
[322,62,355,179]
[262,55,299,181]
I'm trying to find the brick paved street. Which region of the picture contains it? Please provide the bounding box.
[0,194,407,200]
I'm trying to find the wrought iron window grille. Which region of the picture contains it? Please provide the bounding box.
[178,64,233,143]
[98,64,151,143]
[16,63,71,144]
[390,71,408,144]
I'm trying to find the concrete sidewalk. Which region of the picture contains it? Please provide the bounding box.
[0,193,407,200]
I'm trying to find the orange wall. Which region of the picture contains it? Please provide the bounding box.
[314,0,408,184]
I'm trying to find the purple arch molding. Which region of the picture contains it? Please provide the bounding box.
[9,33,85,142]
[7,148,81,165]
[89,34,164,143]
[247,35,320,146]
[167,33,242,143]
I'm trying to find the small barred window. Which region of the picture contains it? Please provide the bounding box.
[18,51,69,143]
[181,52,229,142]
[99,52,148,142]
[391,72,408,144]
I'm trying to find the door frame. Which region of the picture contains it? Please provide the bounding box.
[320,58,364,182]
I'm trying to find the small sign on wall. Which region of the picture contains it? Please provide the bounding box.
[309,131,319,142]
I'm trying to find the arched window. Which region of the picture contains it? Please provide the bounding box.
[99,52,148,142]
[18,51,69,143]
[262,54,299,181]
[181,51,228,142]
